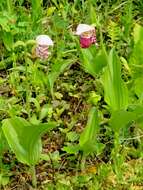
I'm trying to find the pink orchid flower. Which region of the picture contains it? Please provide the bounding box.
[75,24,96,48]
[36,35,53,60]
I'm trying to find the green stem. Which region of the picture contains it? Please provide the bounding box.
[80,154,86,172]
[30,165,37,188]
[113,132,123,181]
[114,132,120,154]
[24,49,30,116]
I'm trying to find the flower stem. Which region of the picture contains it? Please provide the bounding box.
[30,165,37,188]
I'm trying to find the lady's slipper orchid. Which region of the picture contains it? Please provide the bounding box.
[35,35,53,60]
[75,24,96,48]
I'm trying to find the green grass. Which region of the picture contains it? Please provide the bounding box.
[0,0,143,189]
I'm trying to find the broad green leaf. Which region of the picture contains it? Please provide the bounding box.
[133,23,143,45]
[133,77,143,99]
[79,107,100,155]
[2,117,56,166]
[110,105,143,132]
[63,107,103,156]
[110,110,135,132]
[81,48,96,77]
[80,140,105,156]
[102,48,128,111]
[93,48,108,73]
[81,47,107,78]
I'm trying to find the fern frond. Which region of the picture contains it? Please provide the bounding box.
[107,20,121,46]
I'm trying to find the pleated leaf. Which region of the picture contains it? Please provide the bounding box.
[2,117,56,166]
[79,107,103,155]
[102,48,128,111]
[81,47,107,78]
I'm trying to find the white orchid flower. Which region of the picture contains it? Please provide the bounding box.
[75,24,95,36]
[36,35,54,46]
